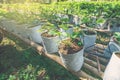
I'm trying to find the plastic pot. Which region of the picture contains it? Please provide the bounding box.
[29,25,42,43]
[60,27,73,40]
[41,35,60,53]
[83,31,97,50]
[103,51,120,80]
[104,37,120,58]
[59,48,84,72]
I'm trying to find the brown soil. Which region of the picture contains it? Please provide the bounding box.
[84,30,96,35]
[41,32,56,37]
[116,52,120,58]
[58,38,83,55]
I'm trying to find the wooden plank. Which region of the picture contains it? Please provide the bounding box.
[45,54,97,80]
[78,71,97,80]
[84,57,106,71]
[95,44,107,50]
[85,48,104,56]
[93,47,104,53]
[84,53,109,65]
[85,43,106,53]
[96,56,101,72]
[85,49,108,59]
[83,63,103,77]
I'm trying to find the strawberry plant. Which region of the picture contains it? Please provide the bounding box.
[113,32,120,44]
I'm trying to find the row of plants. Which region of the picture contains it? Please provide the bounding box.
[38,17,120,74]
[36,17,97,72]
[0,2,120,29]
[32,9,120,73]
[49,2,120,29]
[0,10,97,72]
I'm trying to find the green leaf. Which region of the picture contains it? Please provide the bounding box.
[78,42,82,46]
[114,32,120,42]
[61,32,68,37]
[96,17,105,24]
[48,30,56,36]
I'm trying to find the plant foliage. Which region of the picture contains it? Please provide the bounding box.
[113,32,120,43]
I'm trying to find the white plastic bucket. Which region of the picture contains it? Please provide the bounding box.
[29,25,42,43]
[83,34,97,50]
[103,51,120,80]
[60,28,73,40]
[59,48,84,72]
[104,37,120,58]
[41,36,60,53]
[66,27,73,35]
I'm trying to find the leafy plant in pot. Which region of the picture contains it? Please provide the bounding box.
[58,27,84,72]
[39,22,61,53]
[81,15,98,50]
[59,23,73,37]
[58,16,73,39]
[82,28,97,50]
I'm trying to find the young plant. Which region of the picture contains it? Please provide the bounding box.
[81,15,105,29]
[59,27,83,54]
[81,15,94,28]
[59,23,72,31]
[39,22,61,37]
[113,32,120,44]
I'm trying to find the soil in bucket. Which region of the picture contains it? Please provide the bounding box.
[41,32,56,37]
[58,38,84,72]
[84,30,96,35]
[59,38,83,55]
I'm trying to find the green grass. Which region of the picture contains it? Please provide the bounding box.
[0,34,79,80]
